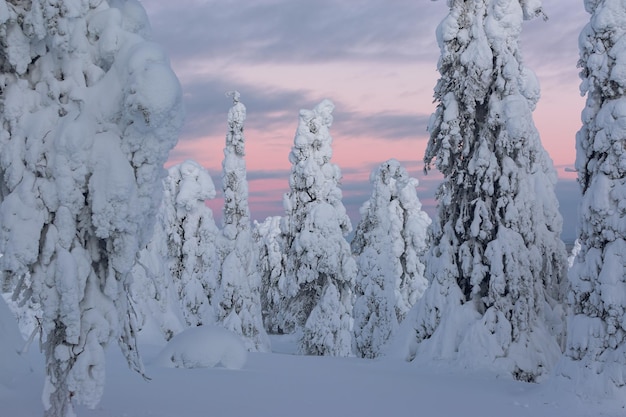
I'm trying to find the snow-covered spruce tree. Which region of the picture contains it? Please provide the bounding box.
[0,1,183,415]
[400,0,567,381]
[253,216,287,333]
[134,160,219,337]
[280,99,356,356]
[559,0,626,397]
[162,161,220,328]
[352,159,431,358]
[215,91,270,352]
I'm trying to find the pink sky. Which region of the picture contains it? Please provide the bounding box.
[145,1,588,242]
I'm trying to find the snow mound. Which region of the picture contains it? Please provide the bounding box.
[155,326,247,370]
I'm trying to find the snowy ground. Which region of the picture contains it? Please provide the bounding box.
[1,332,623,417]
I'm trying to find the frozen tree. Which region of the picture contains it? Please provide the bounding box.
[253,216,287,333]
[559,0,626,397]
[159,160,220,328]
[352,159,431,358]
[0,1,183,415]
[280,99,356,356]
[214,91,270,352]
[398,0,567,381]
[130,160,219,341]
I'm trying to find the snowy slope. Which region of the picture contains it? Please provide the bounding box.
[1,334,622,417]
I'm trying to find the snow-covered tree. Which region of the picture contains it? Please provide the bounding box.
[130,160,219,340]
[398,0,567,381]
[214,91,270,352]
[160,160,220,328]
[0,2,183,415]
[559,0,626,397]
[280,99,356,356]
[352,159,431,358]
[253,216,287,333]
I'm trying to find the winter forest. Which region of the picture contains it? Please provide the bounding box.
[0,0,624,417]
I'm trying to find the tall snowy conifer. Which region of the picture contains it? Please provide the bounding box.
[0,1,183,415]
[560,0,626,397]
[352,159,431,358]
[215,91,270,352]
[280,99,356,356]
[402,0,567,381]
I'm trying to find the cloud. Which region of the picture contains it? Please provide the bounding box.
[247,168,292,182]
[173,72,431,153]
[521,1,588,87]
[175,74,313,141]
[145,0,583,232]
[145,0,443,66]
[332,110,431,142]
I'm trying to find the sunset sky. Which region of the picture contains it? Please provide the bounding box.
[144,1,588,243]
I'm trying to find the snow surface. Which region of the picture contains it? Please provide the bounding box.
[0,333,622,417]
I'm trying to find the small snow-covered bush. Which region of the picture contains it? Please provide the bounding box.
[155,326,247,370]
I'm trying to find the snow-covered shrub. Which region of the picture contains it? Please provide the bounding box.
[155,325,247,370]
[558,0,626,398]
[398,0,567,381]
[0,1,183,414]
[352,159,431,358]
[280,99,356,356]
[214,92,270,352]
